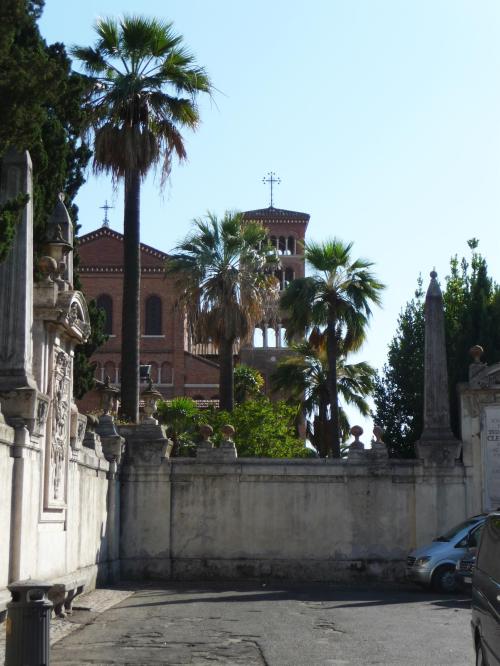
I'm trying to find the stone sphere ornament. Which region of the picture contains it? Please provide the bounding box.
[349,425,365,451]
[38,255,58,282]
[469,345,484,364]
[199,424,214,447]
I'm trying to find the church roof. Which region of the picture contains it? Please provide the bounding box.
[77,226,169,273]
[78,226,169,261]
[242,206,309,223]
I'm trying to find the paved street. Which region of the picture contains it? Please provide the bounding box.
[51,583,474,665]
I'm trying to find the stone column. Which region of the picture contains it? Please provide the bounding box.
[263,324,268,349]
[417,271,460,464]
[0,150,36,390]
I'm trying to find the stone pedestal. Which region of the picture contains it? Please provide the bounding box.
[120,422,171,466]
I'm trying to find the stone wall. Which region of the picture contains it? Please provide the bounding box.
[120,448,475,582]
[0,150,120,612]
[0,416,115,604]
[0,420,14,595]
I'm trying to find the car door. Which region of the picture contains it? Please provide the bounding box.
[475,515,500,664]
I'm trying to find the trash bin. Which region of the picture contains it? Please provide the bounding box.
[5,580,53,666]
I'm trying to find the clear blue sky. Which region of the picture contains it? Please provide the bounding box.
[40,1,500,434]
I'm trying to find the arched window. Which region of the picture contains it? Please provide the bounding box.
[284,267,294,288]
[96,294,113,335]
[270,235,277,248]
[104,361,116,384]
[278,236,286,255]
[160,362,172,385]
[145,295,162,335]
[287,236,296,254]
[148,362,159,383]
[253,327,264,348]
[267,327,277,348]
[94,362,103,381]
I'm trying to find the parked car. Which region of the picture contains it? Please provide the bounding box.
[471,511,500,665]
[455,524,484,591]
[406,514,487,593]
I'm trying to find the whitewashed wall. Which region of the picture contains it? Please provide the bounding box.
[121,450,475,582]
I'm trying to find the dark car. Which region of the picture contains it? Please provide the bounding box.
[471,511,500,665]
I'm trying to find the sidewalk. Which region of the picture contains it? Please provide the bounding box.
[0,586,134,665]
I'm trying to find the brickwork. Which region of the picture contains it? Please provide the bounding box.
[76,207,309,413]
[76,228,220,412]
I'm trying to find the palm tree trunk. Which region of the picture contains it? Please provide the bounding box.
[120,168,141,422]
[326,319,341,457]
[219,338,234,412]
[318,396,329,458]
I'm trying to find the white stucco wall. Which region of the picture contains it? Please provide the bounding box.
[0,433,115,600]
[0,422,14,590]
[121,455,474,582]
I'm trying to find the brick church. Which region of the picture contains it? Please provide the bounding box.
[77,206,309,413]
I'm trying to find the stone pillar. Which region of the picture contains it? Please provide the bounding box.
[263,324,268,349]
[0,150,36,390]
[276,322,282,348]
[417,271,460,464]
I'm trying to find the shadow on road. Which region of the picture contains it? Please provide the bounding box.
[115,582,472,612]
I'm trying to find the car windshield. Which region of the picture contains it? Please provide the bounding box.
[433,517,483,542]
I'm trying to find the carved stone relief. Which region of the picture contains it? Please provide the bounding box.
[44,347,71,508]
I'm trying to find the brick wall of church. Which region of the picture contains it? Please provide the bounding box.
[76,229,220,413]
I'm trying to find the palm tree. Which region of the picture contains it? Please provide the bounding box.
[166,211,279,411]
[272,335,376,457]
[281,239,384,457]
[72,16,211,421]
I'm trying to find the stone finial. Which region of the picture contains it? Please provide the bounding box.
[199,424,214,447]
[417,269,460,464]
[219,424,237,459]
[140,381,162,425]
[371,425,388,458]
[469,345,484,364]
[221,424,235,442]
[349,425,365,450]
[38,255,58,283]
[47,193,73,247]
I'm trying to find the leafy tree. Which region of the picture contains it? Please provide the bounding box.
[73,300,108,399]
[374,241,500,455]
[72,15,212,421]
[372,280,424,457]
[234,365,264,404]
[272,335,375,457]
[203,398,311,458]
[166,211,279,412]
[281,239,384,458]
[0,0,90,260]
[0,1,104,397]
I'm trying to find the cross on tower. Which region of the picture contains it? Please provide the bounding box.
[100,200,114,228]
[262,171,281,208]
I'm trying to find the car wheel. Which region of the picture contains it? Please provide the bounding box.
[432,565,457,593]
[476,638,486,666]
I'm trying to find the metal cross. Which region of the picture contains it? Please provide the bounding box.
[100,200,114,228]
[262,171,281,207]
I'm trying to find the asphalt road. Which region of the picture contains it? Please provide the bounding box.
[52,582,475,665]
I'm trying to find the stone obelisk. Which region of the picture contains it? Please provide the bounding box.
[0,149,36,390]
[417,271,460,464]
